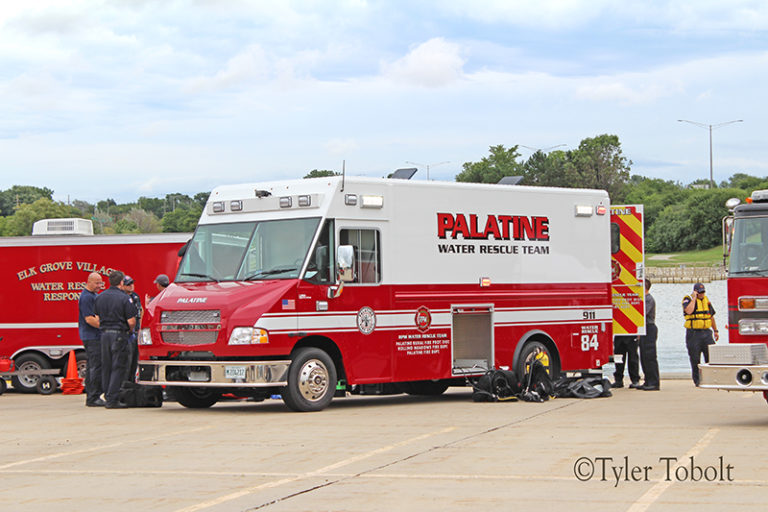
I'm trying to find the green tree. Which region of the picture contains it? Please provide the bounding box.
[304,169,340,179]
[0,185,54,216]
[456,145,524,184]
[161,204,201,233]
[646,188,739,252]
[520,150,569,187]
[622,176,688,229]
[720,173,765,190]
[3,198,82,236]
[124,208,162,233]
[113,218,140,234]
[138,196,165,219]
[194,192,210,208]
[566,134,631,201]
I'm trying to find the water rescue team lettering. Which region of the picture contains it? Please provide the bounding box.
[437,212,550,255]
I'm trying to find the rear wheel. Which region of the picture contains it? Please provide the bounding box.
[0,378,7,395]
[11,353,50,393]
[76,351,88,380]
[516,340,560,380]
[172,387,221,408]
[282,347,337,412]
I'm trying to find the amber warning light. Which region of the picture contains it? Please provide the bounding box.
[480,277,491,287]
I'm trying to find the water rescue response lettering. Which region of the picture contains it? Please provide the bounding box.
[437,213,549,241]
[15,260,117,302]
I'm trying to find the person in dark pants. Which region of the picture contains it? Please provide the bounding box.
[613,334,640,388]
[639,278,660,390]
[120,275,142,383]
[78,272,104,407]
[683,282,719,386]
[94,270,137,409]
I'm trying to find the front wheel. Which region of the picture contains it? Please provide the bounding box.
[172,387,221,408]
[12,353,51,393]
[282,347,337,412]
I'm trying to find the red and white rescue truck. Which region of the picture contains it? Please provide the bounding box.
[699,190,768,403]
[0,218,188,392]
[137,176,641,411]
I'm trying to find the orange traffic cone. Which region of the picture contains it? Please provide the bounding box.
[61,350,84,395]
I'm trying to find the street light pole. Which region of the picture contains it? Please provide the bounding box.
[405,160,449,181]
[677,119,743,188]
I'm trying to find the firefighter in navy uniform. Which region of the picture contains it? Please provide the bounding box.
[94,270,137,408]
[682,282,719,386]
[120,275,142,383]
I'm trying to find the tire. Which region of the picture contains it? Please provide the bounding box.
[171,387,221,408]
[0,378,7,395]
[282,347,337,412]
[76,351,88,380]
[397,380,449,396]
[516,340,560,380]
[11,353,51,393]
[36,376,57,395]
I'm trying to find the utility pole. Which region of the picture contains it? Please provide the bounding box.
[678,119,743,188]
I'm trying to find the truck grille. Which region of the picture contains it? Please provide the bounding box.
[160,310,221,346]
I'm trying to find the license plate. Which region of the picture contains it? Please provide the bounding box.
[225,366,247,380]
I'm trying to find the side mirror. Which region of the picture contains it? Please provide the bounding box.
[722,216,734,264]
[337,245,354,282]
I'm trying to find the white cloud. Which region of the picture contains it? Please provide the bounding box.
[380,38,466,88]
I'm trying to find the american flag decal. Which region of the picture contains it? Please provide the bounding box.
[282,299,295,310]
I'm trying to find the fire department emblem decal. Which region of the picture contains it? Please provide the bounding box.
[357,306,376,335]
[415,306,431,332]
[611,260,621,281]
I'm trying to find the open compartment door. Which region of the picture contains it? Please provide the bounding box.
[451,304,494,375]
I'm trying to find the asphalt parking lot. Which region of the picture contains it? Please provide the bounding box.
[1,379,767,512]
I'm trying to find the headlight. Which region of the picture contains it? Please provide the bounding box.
[738,319,768,334]
[139,328,153,345]
[228,327,269,345]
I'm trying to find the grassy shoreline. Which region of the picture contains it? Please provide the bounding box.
[646,245,725,267]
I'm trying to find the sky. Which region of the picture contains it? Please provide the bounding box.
[1,0,767,204]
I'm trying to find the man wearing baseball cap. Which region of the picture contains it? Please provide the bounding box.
[145,274,170,306]
[682,282,718,386]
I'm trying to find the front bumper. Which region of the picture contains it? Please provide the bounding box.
[698,363,768,391]
[138,360,290,388]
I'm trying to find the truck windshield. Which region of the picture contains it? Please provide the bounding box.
[729,216,768,275]
[177,217,321,282]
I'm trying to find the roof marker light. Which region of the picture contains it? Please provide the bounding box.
[596,205,607,215]
[361,195,384,209]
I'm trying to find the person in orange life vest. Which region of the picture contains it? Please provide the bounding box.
[682,282,719,386]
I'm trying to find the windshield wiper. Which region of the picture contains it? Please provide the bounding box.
[243,267,298,280]
[179,272,220,282]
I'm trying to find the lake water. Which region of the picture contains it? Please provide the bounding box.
[604,280,728,378]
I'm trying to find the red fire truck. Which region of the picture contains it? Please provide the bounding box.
[137,176,628,411]
[0,219,189,392]
[699,190,768,399]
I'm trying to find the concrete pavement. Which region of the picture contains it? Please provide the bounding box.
[1,380,767,511]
